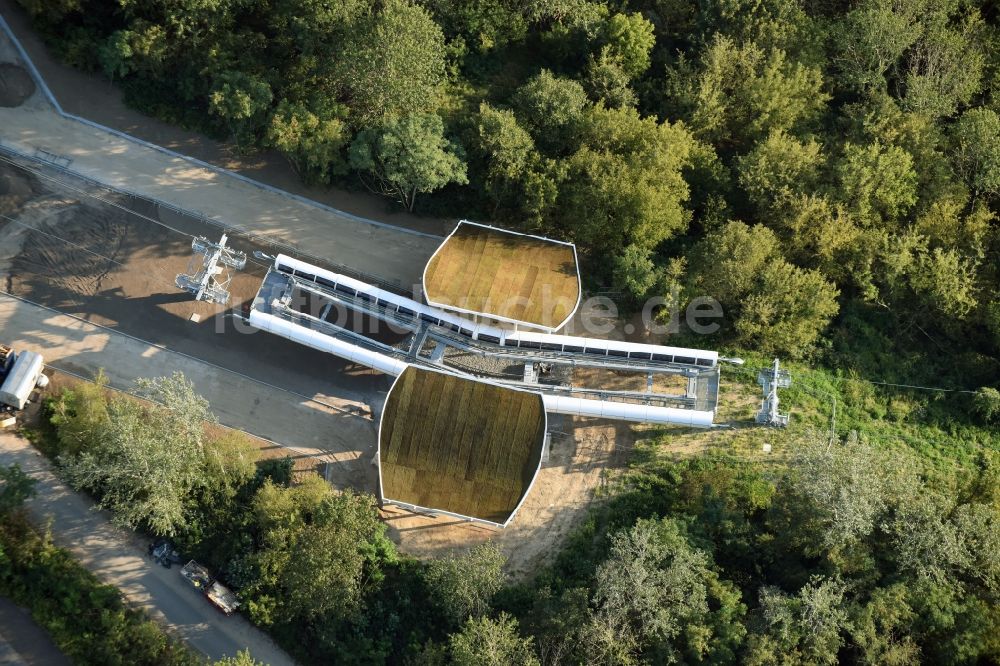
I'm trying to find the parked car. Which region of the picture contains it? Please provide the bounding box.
[148,540,181,568]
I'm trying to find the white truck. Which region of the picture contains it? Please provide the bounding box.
[0,345,48,412]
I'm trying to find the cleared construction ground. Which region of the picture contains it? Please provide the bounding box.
[0,153,387,410]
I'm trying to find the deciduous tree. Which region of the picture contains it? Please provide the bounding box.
[512,70,589,154]
[267,99,350,183]
[668,35,828,146]
[586,518,746,665]
[61,373,214,536]
[350,113,468,211]
[735,260,841,357]
[449,613,539,666]
[600,13,655,79]
[334,0,447,126]
[737,130,823,215]
[745,578,849,666]
[425,542,506,627]
[902,11,984,119]
[836,141,918,227]
[612,244,659,301]
[49,369,109,457]
[832,5,919,93]
[208,71,273,150]
[559,106,694,255]
[475,103,537,209]
[951,108,1000,199]
[685,221,840,356]
[584,52,637,108]
[237,476,389,626]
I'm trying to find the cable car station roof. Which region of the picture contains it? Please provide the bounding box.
[422,221,581,332]
[377,366,546,526]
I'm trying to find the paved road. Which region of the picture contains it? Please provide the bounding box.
[0,295,381,489]
[0,433,296,665]
[0,290,377,446]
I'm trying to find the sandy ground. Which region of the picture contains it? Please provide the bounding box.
[381,417,638,577]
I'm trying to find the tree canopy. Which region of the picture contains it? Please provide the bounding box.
[18,0,1000,661]
[350,113,468,211]
[59,372,216,535]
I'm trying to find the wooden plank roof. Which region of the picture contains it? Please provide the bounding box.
[423,221,580,331]
[378,366,546,525]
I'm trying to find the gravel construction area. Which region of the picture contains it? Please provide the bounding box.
[0,155,387,410]
[382,416,638,578]
[0,62,33,107]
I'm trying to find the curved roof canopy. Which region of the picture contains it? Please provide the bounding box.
[377,366,546,526]
[423,221,581,332]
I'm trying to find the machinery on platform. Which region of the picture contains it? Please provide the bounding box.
[248,254,727,427]
[166,219,792,527]
[175,234,247,305]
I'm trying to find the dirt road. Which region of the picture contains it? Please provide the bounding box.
[0,432,296,665]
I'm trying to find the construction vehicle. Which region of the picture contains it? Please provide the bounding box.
[180,560,241,615]
[0,345,48,422]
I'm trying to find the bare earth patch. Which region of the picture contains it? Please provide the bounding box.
[383,417,636,579]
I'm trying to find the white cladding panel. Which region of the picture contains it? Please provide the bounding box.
[248,309,408,376]
[248,302,714,427]
[541,394,715,427]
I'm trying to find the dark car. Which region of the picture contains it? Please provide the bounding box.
[148,540,181,568]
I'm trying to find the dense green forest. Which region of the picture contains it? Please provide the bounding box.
[12,0,1000,664]
[16,0,1000,380]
